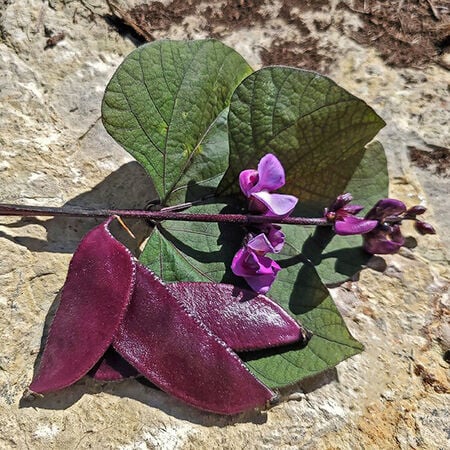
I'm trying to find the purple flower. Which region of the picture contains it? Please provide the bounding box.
[362,198,407,254]
[246,226,285,254]
[266,225,285,253]
[231,247,281,294]
[233,154,297,293]
[239,154,285,195]
[325,193,378,236]
[239,154,298,217]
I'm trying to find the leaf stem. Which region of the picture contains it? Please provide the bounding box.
[0,203,328,226]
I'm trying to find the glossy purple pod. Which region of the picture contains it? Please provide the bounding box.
[166,282,309,351]
[30,219,136,394]
[113,264,274,415]
[90,347,139,382]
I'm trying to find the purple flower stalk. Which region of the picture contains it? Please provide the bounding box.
[325,193,378,236]
[232,154,298,294]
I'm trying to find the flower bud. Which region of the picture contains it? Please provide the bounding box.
[407,205,427,216]
[414,220,436,235]
[329,193,352,212]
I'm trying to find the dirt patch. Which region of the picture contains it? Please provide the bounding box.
[106,0,271,41]
[408,144,450,176]
[126,1,196,30]
[260,1,334,72]
[339,0,450,69]
[105,0,449,70]
[105,0,334,71]
[278,1,313,35]
[206,0,270,29]
[260,38,334,72]
[414,363,450,393]
[355,401,416,448]
[104,0,198,42]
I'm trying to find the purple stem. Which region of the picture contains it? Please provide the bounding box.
[0,203,328,226]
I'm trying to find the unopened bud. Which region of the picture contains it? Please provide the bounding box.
[330,193,352,211]
[414,220,436,235]
[407,205,427,216]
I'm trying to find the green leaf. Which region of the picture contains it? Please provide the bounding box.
[243,265,363,388]
[220,66,386,206]
[140,216,363,388]
[135,62,385,388]
[283,141,389,285]
[139,202,245,284]
[218,66,388,284]
[102,40,252,205]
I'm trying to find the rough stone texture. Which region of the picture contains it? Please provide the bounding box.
[0,1,448,449]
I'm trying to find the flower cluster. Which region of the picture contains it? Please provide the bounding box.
[363,199,435,254]
[325,195,435,254]
[231,154,298,294]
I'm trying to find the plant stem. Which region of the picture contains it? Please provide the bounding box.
[0,203,328,226]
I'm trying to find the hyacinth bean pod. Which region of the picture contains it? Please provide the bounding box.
[29,218,308,414]
[167,282,309,352]
[113,264,275,415]
[30,219,136,393]
[91,281,308,383]
[89,347,139,382]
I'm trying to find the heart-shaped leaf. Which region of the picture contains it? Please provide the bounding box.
[219,66,386,205]
[102,40,252,204]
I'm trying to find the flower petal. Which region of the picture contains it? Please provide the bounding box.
[239,169,258,197]
[251,191,298,217]
[363,225,405,254]
[231,248,281,294]
[266,225,285,253]
[249,153,285,194]
[342,204,365,215]
[231,248,257,277]
[329,193,353,211]
[363,235,403,254]
[247,233,274,254]
[244,269,280,294]
[335,216,378,235]
[365,198,406,220]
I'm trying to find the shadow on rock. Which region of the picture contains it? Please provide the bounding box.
[278,367,339,399]
[20,374,269,426]
[1,162,156,255]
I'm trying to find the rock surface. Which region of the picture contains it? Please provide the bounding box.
[0,1,448,448]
